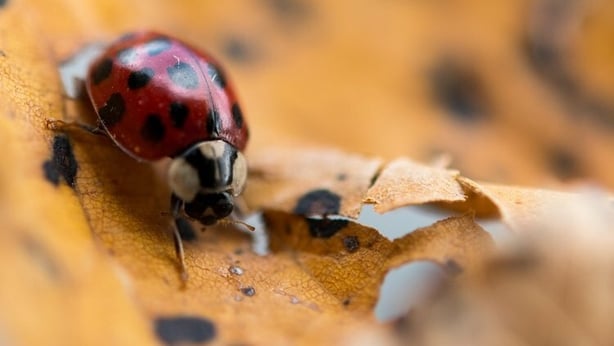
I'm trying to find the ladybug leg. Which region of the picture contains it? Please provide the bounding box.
[46,119,107,136]
[171,194,189,282]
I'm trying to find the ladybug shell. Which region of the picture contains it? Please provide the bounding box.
[86,31,248,161]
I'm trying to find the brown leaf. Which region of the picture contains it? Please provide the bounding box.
[266,212,494,312]
[2,0,613,345]
[365,158,466,213]
[394,193,614,346]
[244,147,382,218]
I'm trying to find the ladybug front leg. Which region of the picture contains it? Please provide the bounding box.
[46,119,107,136]
[170,193,189,283]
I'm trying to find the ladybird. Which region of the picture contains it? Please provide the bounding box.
[74,31,248,280]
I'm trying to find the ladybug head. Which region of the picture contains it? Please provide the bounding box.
[183,192,234,225]
[168,140,247,223]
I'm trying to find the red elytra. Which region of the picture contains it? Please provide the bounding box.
[85,31,248,161]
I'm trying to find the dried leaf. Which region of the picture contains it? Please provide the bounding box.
[394,193,614,346]
[245,147,382,218]
[266,212,493,312]
[364,158,465,213]
[2,0,613,345]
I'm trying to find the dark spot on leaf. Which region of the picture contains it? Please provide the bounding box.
[22,234,61,280]
[342,235,360,253]
[547,147,582,180]
[231,103,244,129]
[140,114,166,142]
[167,62,199,89]
[393,313,414,336]
[222,36,258,63]
[490,248,540,273]
[169,101,189,128]
[175,217,196,242]
[431,59,488,123]
[90,58,113,85]
[97,93,125,128]
[305,218,348,238]
[294,189,341,216]
[524,11,614,128]
[42,135,78,188]
[229,265,244,275]
[43,161,59,185]
[264,0,313,22]
[127,67,154,89]
[155,316,217,345]
[240,286,256,297]
[145,38,172,56]
[369,166,383,188]
[445,259,463,276]
[342,298,351,306]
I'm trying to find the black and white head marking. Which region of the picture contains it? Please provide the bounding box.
[168,140,247,203]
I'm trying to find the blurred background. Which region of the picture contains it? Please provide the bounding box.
[40,0,614,188]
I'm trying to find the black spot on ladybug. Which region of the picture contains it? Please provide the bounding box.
[240,286,256,297]
[342,235,360,253]
[231,103,244,129]
[140,114,166,142]
[154,316,217,345]
[169,101,189,128]
[127,67,154,89]
[98,93,125,128]
[206,109,221,136]
[91,58,113,85]
[305,218,348,238]
[431,60,488,123]
[207,63,227,89]
[547,147,582,180]
[167,62,199,89]
[0,0,8,8]
[174,217,197,242]
[42,135,78,188]
[145,38,172,56]
[342,298,351,306]
[336,173,347,181]
[294,189,341,216]
[445,259,463,276]
[117,47,138,65]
